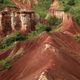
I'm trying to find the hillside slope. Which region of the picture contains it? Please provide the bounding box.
[0,26,80,80]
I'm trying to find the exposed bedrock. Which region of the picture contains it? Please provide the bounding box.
[0,8,38,36]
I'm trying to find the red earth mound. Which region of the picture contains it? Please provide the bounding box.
[0,31,80,80]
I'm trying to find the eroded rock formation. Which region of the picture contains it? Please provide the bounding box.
[0,8,36,36]
[1,8,12,36]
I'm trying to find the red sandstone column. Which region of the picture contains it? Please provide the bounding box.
[11,11,22,32]
[20,11,30,33]
[0,12,3,36]
[11,11,16,32]
[0,12,2,31]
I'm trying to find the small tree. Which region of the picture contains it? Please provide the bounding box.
[0,32,26,49]
[0,0,4,3]
[27,23,51,39]
[47,16,61,27]
[63,5,71,12]
[35,23,51,33]
[67,0,75,6]
[33,0,52,17]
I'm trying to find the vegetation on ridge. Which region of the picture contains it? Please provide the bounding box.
[59,0,80,25]
[33,0,52,17]
[0,32,26,49]
[27,23,51,39]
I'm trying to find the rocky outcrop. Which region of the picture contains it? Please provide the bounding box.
[0,8,36,36]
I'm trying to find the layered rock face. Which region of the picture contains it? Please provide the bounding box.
[0,8,36,36]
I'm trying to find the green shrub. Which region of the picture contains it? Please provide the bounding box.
[0,59,11,70]
[35,23,51,33]
[59,0,80,25]
[27,23,51,39]
[33,0,52,17]
[47,16,61,27]
[67,0,75,6]
[63,5,71,12]
[69,8,80,25]
[75,34,80,42]
[0,0,3,3]
[14,32,26,41]
[27,31,37,39]
[3,0,15,5]
[0,32,26,49]
[0,0,16,9]
[75,15,80,25]
[33,5,47,17]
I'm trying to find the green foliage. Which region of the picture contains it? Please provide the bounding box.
[33,5,47,17]
[63,5,71,12]
[75,15,80,25]
[0,0,16,9]
[27,31,37,39]
[14,32,26,41]
[75,34,80,42]
[67,0,75,6]
[0,56,13,70]
[33,0,52,17]
[4,0,10,4]
[59,0,75,6]
[0,25,51,48]
[69,8,80,25]
[35,23,51,33]
[63,0,75,12]
[1,0,13,5]
[59,0,80,25]
[0,59,11,70]
[0,0,3,3]
[27,23,51,39]
[47,16,61,27]
[38,0,52,9]
[59,0,76,11]
[0,32,26,49]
